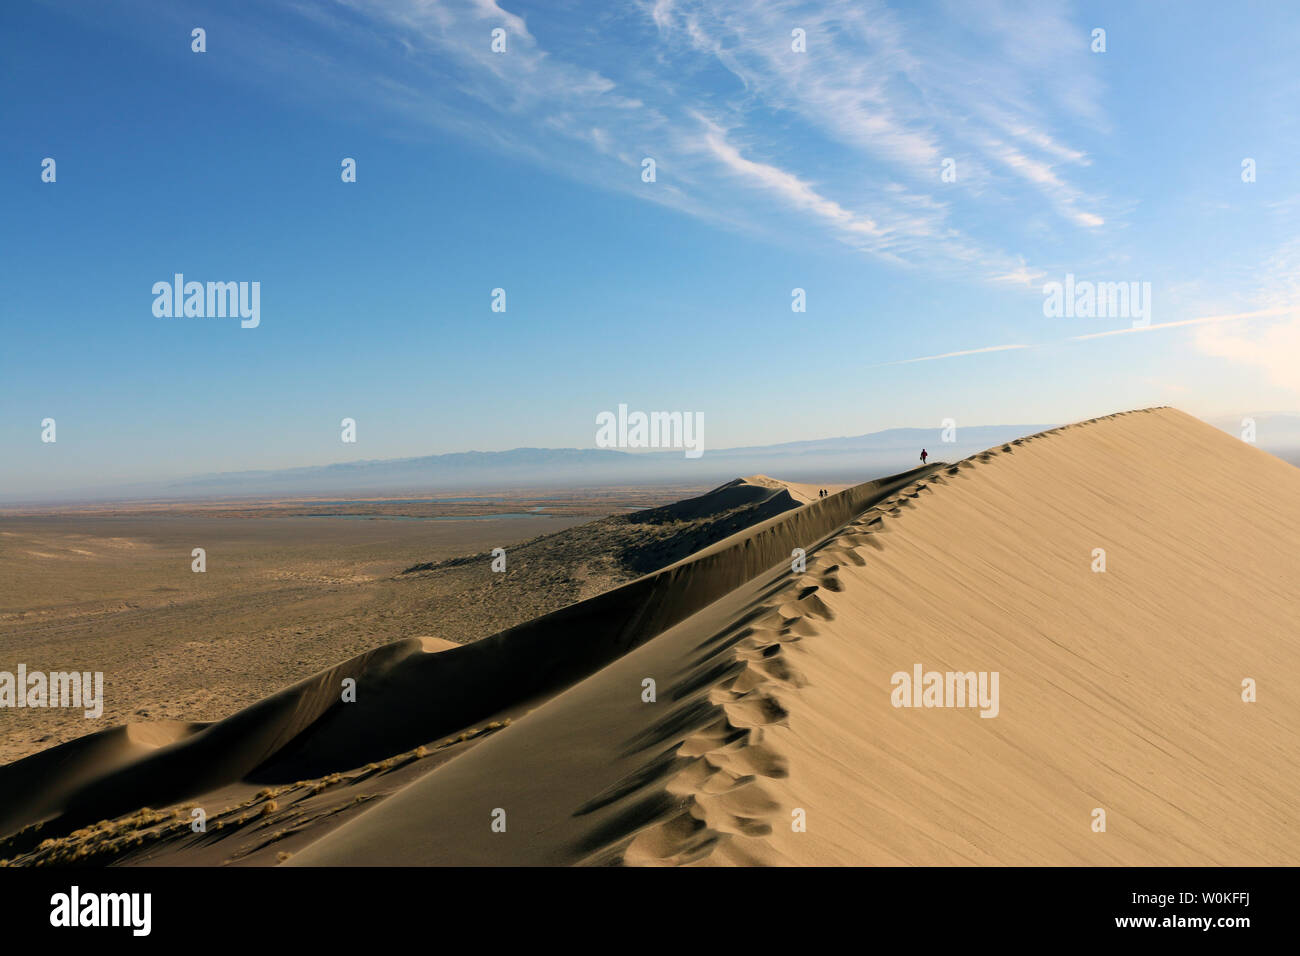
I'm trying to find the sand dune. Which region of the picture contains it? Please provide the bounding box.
[5,407,1298,866]
[0,720,206,841]
[645,474,850,518]
[0,468,928,853]
[736,474,851,505]
[584,474,847,542]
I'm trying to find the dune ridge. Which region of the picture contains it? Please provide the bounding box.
[7,406,1298,866]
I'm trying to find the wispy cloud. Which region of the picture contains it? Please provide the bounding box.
[989,258,1047,286]
[875,305,1298,369]
[316,0,1292,395]
[699,116,883,239]
[264,0,1113,281]
[650,0,1108,237]
[1185,240,1300,395]
[1071,306,1296,341]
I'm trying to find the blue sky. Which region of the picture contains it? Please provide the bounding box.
[3,0,1300,495]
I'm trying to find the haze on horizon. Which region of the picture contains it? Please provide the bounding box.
[2,420,1057,505]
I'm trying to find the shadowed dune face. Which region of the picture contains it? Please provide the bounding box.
[5,407,1299,867]
[630,475,851,524]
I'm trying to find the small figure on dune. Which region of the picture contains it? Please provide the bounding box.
[920,448,928,464]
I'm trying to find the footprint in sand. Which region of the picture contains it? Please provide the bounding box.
[722,691,789,729]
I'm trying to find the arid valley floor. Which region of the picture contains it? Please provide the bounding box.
[0,486,713,765]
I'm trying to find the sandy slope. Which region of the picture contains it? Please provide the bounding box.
[5,407,1298,866]
[0,470,913,857]
[734,475,852,505]
[622,474,847,521]
[290,407,1300,866]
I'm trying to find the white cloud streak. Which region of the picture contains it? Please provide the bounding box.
[289,0,1113,281]
[870,343,1034,366]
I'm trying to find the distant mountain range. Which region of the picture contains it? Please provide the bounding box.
[10,414,1298,505]
[173,424,1058,490]
[90,425,1056,501]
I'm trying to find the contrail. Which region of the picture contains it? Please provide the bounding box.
[1070,305,1297,340]
[869,343,1034,367]
[875,304,1296,365]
